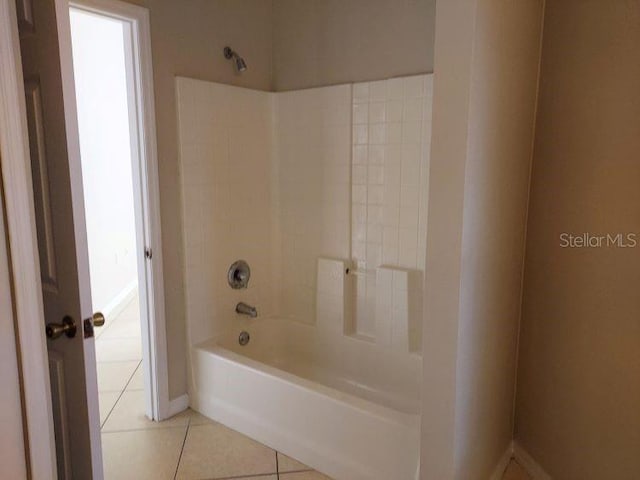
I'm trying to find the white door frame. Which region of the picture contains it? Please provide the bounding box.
[0,0,57,478]
[63,0,171,421]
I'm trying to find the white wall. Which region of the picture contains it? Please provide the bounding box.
[454,1,544,477]
[0,174,28,480]
[349,76,431,339]
[70,10,138,312]
[421,0,544,478]
[275,85,352,323]
[177,78,276,346]
[179,76,432,353]
[276,76,432,339]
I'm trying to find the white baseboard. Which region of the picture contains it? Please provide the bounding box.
[513,441,552,480]
[101,279,138,320]
[489,440,515,480]
[167,393,189,419]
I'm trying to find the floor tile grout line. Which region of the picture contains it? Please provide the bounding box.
[118,359,141,393]
[100,359,142,430]
[100,395,119,430]
[128,359,143,388]
[102,424,189,434]
[203,471,279,480]
[97,302,140,426]
[100,383,127,429]
[99,387,144,394]
[275,450,279,479]
[173,418,191,480]
[96,359,141,394]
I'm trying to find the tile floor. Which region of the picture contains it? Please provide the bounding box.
[96,296,332,480]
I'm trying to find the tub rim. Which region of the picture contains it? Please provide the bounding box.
[193,338,420,426]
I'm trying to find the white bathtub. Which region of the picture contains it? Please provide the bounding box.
[189,317,421,480]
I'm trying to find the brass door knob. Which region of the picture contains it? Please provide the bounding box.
[82,312,106,339]
[46,316,77,340]
[92,312,105,327]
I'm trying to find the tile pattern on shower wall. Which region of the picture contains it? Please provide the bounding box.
[276,86,352,323]
[351,75,432,338]
[177,78,276,344]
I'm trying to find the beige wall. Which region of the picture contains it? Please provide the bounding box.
[515,1,640,478]
[122,0,273,398]
[422,0,543,477]
[272,0,435,91]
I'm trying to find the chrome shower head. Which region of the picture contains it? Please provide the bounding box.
[235,56,247,72]
[224,46,247,73]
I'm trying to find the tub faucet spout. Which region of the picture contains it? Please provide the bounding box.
[236,302,257,318]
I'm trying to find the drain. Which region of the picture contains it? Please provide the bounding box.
[238,331,250,346]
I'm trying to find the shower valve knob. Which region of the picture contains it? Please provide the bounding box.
[228,260,251,289]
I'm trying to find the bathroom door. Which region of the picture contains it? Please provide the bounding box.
[16,0,102,478]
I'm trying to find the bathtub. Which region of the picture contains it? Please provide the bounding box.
[189,317,421,480]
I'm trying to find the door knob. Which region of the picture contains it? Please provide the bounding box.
[92,312,105,327]
[46,316,77,340]
[83,312,105,338]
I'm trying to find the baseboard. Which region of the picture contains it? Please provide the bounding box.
[101,279,138,320]
[167,393,189,418]
[513,441,552,480]
[489,440,515,480]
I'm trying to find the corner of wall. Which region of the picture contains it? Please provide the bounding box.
[513,442,552,480]
[509,0,547,445]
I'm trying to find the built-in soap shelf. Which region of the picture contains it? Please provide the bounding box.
[315,257,422,353]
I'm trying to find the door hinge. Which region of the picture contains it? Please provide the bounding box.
[144,247,152,260]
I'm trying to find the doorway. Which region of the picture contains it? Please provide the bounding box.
[67,0,169,429]
[69,5,148,428]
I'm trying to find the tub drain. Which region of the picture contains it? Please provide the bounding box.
[238,331,250,346]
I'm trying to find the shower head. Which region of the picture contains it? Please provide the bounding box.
[235,56,247,73]
[224,46,247,73]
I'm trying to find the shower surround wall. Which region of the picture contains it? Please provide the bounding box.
[275,85,352,323]
[179,74,432,348]
[350,77,431,340]
[177,79,276,346]
[178,75,431,479]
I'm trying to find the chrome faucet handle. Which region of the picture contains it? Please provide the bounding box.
[228,260,251,289]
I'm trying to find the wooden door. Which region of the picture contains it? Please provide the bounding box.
[15,0,103,477]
